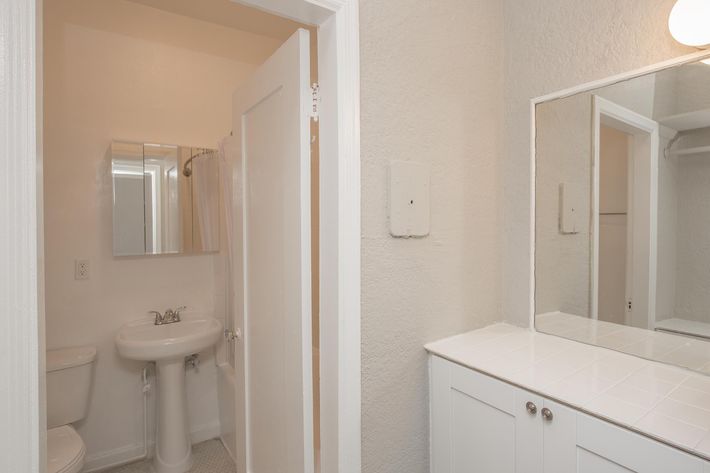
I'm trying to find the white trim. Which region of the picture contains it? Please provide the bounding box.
[529,50,710,330]
[83,443,147,473]
[83,421,221,473]
[233,2,361,472]
[0,0,43,472]
[532,51,710,105]
[591,96,659,328]
[529,99,537,330]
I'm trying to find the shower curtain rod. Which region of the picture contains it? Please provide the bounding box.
[183,148,215,177]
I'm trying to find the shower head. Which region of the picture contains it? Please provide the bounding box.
[182,148,214,177]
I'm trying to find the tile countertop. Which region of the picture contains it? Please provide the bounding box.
[537,311,710,374]
[425,323,710,461]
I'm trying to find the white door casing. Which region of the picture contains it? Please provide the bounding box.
[235,2,362,472]
[232,29,314,473]
[0,0,44,472]
[591,96,659,329]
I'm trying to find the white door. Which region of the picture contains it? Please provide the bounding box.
[541,399,576,473]
[430,356,543,473]
[575,414,704,472]
[232,29,313,473]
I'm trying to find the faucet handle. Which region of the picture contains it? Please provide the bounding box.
[149,310,163,325]
[174,306,187,321]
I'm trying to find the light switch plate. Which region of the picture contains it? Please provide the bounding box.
[389,160,430,237]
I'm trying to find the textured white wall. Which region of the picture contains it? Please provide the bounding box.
[502,0,692,326]
[359,0,504,471]
[534,94,592,317]
[43,0,281,466]
[656,130,679,322]
[674,128,710,322]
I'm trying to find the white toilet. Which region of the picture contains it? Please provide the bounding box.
[46,346,97,473]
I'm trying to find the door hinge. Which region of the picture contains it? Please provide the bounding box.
[311,83,320,122]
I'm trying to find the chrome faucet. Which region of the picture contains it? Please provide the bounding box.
[149,306,186,325]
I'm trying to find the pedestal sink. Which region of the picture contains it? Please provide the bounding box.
[115,313,222,473]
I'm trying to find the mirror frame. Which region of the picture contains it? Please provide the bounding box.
[530,49,710,330]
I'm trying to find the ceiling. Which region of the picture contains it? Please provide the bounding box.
[126,0,306,41]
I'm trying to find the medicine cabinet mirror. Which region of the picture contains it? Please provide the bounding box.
[534,54,710,374]
[111,141,219,256]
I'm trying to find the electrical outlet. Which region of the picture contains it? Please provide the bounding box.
[75,259,90,280]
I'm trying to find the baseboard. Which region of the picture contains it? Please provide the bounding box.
[83,442,149,473]
[83,421,221,472]
[220,434,238,465]
[190,419,221,444]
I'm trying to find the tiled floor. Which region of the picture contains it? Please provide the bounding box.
[536,311,710,374]
[106,439,236,473]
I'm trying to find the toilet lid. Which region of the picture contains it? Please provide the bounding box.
[47,426,86,473]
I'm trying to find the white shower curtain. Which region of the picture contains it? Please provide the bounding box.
[218,137,237,369]
[192,149,220,251]
[218,138,235,264]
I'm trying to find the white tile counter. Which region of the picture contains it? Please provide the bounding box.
[425,323,710,461]
[537,311,710,373]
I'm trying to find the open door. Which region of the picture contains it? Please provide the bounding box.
[231,29,314,473]
[592,95,659,329]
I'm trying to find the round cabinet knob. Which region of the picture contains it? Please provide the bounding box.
[541,407,553,421]
[526,401,537,415]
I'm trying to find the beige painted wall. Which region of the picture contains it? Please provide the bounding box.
[502,0,692,327]
[359,0,504,471]
[43,0,282,465]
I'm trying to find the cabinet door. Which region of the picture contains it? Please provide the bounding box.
[575,414,704,473]
[430,356,543,473]
[541,399,576,473]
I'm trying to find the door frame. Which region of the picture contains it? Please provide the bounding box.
[529,49,710,330]
[0,0,361,472]
[591,95,659,329]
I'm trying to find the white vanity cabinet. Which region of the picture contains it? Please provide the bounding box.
[430,355,710,473]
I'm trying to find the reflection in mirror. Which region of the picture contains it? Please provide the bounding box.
[143,144,181,255]
[112,142,146,256]
[188,148,220,253]
[111,141,220,256]
[535,58,710,374]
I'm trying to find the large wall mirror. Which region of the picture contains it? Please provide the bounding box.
[535,54,710,374]
[111,141,219,256]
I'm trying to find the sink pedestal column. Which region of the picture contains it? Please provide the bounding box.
[154,358,192,473]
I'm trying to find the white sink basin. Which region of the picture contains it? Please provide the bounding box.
[116,314,222,361]
[115,312,223,473]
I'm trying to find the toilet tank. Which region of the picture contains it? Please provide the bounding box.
[46,346,97,429]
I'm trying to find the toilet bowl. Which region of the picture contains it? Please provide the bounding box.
[46,346,96,473]
[47,425,86,473]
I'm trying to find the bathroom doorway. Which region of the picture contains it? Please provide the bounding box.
[592,95,660,330]
[0,0,360,472]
